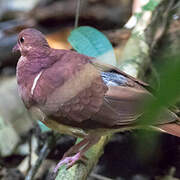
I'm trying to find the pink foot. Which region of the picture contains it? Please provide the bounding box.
[53,152,81,173]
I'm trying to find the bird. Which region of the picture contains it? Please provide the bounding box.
[13,28,180,173]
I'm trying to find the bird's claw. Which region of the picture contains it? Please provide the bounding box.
[53,152,88,173]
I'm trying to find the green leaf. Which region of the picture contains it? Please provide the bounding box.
[68,26,116,66]
[38,120,51,132]
[140,54,180,125]
[142,0,159,11]
[136,54,180,159]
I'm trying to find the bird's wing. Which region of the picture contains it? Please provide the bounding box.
[89,60,179,128]
[83,60,150,127]
[33,50,108,123]
[91,86,151,127]
[90,60,149,88]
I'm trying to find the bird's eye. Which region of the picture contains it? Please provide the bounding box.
[20,37,25,43]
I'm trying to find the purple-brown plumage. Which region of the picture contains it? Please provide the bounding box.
[13,28,180,172]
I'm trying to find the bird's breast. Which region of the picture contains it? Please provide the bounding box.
[16,57,44,107]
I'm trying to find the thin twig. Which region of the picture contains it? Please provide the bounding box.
[25,135,53,180]
[28,130,33,172]
[90,173,114,180]
[74,0,81,28]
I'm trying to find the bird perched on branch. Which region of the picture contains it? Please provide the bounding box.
[13,28,180,173]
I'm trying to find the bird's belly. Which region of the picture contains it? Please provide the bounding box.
[30,106,139,138]
[43,118,88,138]
[29,106,86,137]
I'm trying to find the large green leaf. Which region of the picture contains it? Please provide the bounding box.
[140,55,180,125]
[68,26,116,66]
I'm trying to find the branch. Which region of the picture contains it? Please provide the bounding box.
[55,136,111,180]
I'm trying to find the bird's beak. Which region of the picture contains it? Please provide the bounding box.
[12,43,20,53]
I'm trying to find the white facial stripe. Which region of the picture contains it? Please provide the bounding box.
[31,71,43,95]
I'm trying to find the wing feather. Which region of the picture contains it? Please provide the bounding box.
[90,86,151,127]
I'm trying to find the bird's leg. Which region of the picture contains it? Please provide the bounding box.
[62,137,89,158]
[53,135,101,173]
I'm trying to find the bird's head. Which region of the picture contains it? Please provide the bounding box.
[12,28,50,56]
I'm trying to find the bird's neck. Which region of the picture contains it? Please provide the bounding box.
[25,45,51,58]
[16,53,53,107]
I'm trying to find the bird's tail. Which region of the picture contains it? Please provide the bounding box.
[153,109,180,137]
[158,122,180,137]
